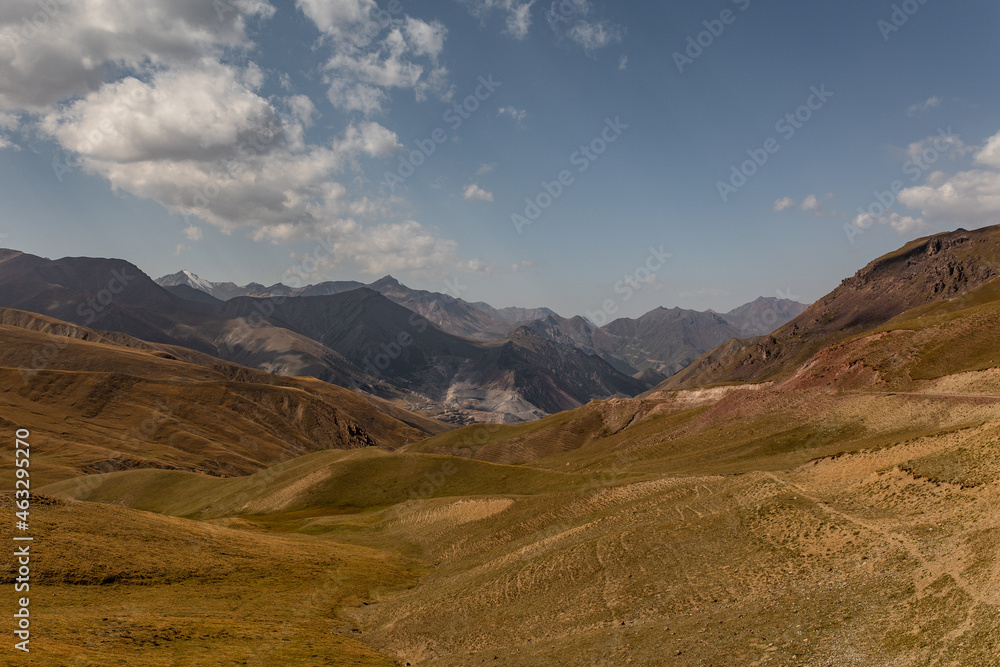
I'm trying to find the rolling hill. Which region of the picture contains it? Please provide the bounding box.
[6,226,1000,666]
[0,307,449,484]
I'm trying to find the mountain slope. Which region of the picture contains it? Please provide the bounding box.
[0,308,449,484]
[722,296,809,336]
[220,291,644,421]
[663,226,1000,390]
[600,306,742,375]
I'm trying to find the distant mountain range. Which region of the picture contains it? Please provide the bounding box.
[157,268,808,381]
[0,250,654,423]
[0,250,807,423]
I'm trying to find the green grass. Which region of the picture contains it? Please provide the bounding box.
[40,448,594,519]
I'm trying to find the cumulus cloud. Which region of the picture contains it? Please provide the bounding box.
[295,0,376,38]
[404,16,447,58]
[477,162,497,175]
[895,129,1000,228]
[459,0,536,40]
[851,211,932,236]
[463,184,494,202]
[0,0,488,281]
[41,62,402,236]
[618,54,628,70]
[0,0,274,110]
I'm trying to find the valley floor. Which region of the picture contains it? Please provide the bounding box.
[7,372,1000,666]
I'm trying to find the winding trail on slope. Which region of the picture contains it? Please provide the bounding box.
[761,471,997,608]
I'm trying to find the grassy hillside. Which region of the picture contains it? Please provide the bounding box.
[34,371,1000,665]
[0,495,418,667]
[11,229,1000,665]
[0,314,449,485]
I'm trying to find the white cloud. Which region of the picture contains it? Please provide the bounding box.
[0,110,16,149]
[42,64,280,164]
[0,0,488,285]
[498,105,527,125]
[404,17,447,59]
[904,133,972,164]
[851,211,931,236]
[772,196,796,212]
[772,193,838,217]
[511,259,534,272]
[336,120,402,158]
[907,96,941,116]
[460,0,536,40]
[41,63,402,234]
[463,183,494,202]
[618,54,628,71]
[895,129,1000,228]
[800,194,820,211]
[566,20,624,51]
[326,80,387,114]
[286,219,493,279]
[0,0,274,110]
[973,132,1000,169]
[298,2,452,114]
[546,0,624,52]
[477,162,497,175]
[295,0,376,38]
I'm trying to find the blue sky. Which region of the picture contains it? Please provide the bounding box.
[1,0,999,320]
